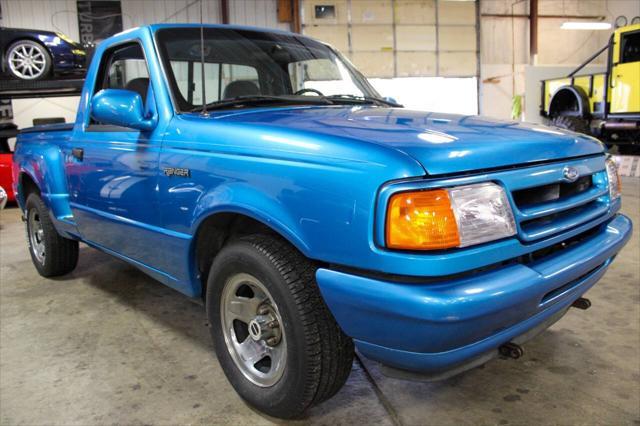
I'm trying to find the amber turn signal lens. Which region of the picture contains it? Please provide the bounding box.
[386,189,460,250]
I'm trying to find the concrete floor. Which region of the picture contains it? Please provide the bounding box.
[1,178,638,426]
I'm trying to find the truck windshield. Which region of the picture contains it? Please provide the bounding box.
[155,27,384,112]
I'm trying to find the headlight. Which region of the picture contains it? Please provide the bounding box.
[56,32,75,44]
[605,157,621,200]
[386,182,516,250]
[71,49,86,55]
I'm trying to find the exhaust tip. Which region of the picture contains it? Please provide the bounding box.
[572,297,591,310]
[499,342,524,359]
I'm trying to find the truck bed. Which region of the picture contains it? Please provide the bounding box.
[20,123,74,134]
[541,73,606,116]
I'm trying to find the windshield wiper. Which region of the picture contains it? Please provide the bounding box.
[325,94,403,107]
[190,95,333,112]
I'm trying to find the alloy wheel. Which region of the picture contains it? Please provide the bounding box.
[8,43,47,80]
[28,208,46,264]
[220,273,287,387]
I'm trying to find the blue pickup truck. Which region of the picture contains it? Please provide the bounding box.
[12,24,632,418]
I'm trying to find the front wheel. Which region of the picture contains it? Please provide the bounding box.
[25,193,79,277]
[206,235,354,419]
[5,40,52,80]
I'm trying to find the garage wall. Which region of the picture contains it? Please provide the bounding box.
[121,0,222,28]
[0,0,285,36]
[228,0,289,30]
[302,0,479,78]
[301,0,479,114]
[120,0,286,30]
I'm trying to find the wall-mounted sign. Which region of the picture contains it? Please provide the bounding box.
[315,5,336,19]
[76,0,123,46]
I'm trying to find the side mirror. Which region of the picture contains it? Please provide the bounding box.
[91,89,156,131]
[383,96,399,105]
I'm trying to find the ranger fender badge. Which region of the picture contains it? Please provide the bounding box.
[163,167,191,177]
[562,166,579,182]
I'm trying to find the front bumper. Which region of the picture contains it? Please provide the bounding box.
[316,214,632,373]
[52,48,87,74]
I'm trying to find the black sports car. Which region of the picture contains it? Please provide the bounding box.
[1,26,87,80]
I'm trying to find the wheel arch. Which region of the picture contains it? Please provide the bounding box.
[190,209,315,300]
[18,170,41,207]
[4,36,54,56]
[2,37,53,75]
[549,86,591,118]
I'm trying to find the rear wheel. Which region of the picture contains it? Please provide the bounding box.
[25,193,78,277]
[550,115,591,135]
[206,234,354,418]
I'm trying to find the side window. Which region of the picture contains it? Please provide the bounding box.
[168,61,260,105]
[620,31,640,64]
[96,42,150,100]
[91,42,151,127]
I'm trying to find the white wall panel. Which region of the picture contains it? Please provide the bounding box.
[370,76,478,115]
[229,0,289,30]
[121,0,221,29]
[121,0,288,30]
[0,0,79,40]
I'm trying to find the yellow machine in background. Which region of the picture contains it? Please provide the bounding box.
[541,23,639,148]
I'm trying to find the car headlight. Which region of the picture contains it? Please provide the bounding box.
[386,182,516,250]
[56,32,75,44]
[605,157,621,200]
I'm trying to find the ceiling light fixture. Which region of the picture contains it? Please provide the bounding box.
[561,21,612,30]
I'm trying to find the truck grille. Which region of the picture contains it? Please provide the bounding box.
[512,176,592,206]
[507,160,610,243]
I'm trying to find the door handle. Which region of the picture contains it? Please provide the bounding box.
[71,148,84,161]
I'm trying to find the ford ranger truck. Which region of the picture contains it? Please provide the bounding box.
[12,25,633,419]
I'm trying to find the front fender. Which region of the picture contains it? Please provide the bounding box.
[191,182,311,255]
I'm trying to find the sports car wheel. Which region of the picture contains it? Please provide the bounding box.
[6,40,52,80]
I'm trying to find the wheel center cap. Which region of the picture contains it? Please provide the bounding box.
[248,319,262,341]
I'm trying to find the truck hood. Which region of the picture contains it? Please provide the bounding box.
[212,106,605,175]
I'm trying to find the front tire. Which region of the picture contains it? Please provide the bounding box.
[5,40,52,80]
[25,193,79,277]
[206,235,354,419]
[550,115,590,135]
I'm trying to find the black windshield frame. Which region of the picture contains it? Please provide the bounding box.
[154,27,380,113]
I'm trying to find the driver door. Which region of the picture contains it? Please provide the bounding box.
[65,42,162,266]
[610,28,640,114]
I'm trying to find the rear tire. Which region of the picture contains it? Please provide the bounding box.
[550,115,591,135]
[25,193,79,277]
[206,234,354,419]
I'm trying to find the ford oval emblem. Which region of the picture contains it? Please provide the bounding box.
[563,166,579,182]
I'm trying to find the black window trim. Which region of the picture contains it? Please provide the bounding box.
[620,29,640,65]
[87,38,155,133]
